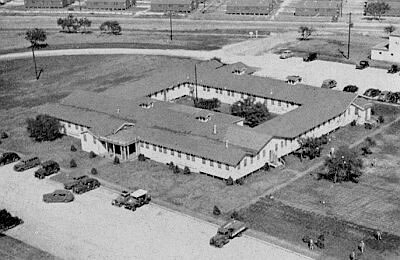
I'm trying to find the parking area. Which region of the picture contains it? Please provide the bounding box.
[0,162,312,260]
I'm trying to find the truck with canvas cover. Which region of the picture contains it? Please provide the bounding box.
[130,189,151,207]
[210,220,248,248]
[112,190,139,211]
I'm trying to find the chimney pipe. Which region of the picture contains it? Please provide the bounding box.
[225,140,229,148]
[117,108,120,114]
[213,124,217,134]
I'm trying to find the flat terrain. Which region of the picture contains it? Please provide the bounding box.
[0,163,313,260]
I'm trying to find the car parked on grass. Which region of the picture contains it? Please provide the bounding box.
[343,85,358,93]
[0,152,20,166]
[387,64,399,74]
[13,157,40,172]
[356,60,369,70]
[43,190,74,203]
[279,50,294,59]
[303,52,317,62]
[34,160,60,179]
[321,79,337,89]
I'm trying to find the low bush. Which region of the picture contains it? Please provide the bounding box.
[213,205,221,216]
[89,151,96,158]
[365,123,373,130]
[168,161,175,170]
[350,120,357,126]
[183,166,191,175]
[230,210,242,220]
[138,154,146,161]
[236,178,244,185]
[361,146,373,155]
[113,156,120,165]
[365,137,376,147]
[70,159,77,168]
[378,115,385,124]
[1,131,8,139]
[173,165,180,174]
[70,145,77,152]
[226,176,234,185]
[91,168,98,175]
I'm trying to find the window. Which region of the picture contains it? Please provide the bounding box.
[281,141,284,148]
[237,164,240,170]
[75,125,78,130]
[232,92,234,97]
[93,138,96,144]
[278,101,281,106]
[244,158,247,167]
[140,143,144,148]
[257,154,260,160]
[275,144,278,151]
[285,140,287,146]
[159,146,162,152]
[203,86,206,91]
[191,155,195,162]
[263,150,266,157]
[81,126,84,131]
[186,154,190,160]
[163,148,167,154]
[207,87,210,92]
[220,89,223,94]
[227,91,230,96]
[68,123,71,128]
[225,165,229,170]
[83,134,87,142]
[271,100,275,105]
[202,158,206,164]
[210,160,214,167]
[153,145,156,151]
[241,93,244,98]
[146,143,149,149]
[348,109,350,115]
[250,157,253,164]
[171,150,174,155]
[178,152,181,158]
[216,89,218,93]
[218,162,221,168]
[355,108,359,116]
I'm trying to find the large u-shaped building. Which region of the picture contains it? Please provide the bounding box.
[39,60,372,180]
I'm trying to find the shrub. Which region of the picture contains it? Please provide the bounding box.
[378,115,385,124]
[168,161,175,170]
[113,156,120,164]
[365,123,373,129]
[89,151,96,158]
[70,145,77,152]
[0,131,8,139]
[138,154,146,161]
[261,163,270,171]
[70,159,77,168]
[183,166,191,175]
[365,137,376,147]
[173,165,180,174]
[91,168,98,175]
[236,178,244,185]
[230,210,241,220]
[350,120,357,126]
[100,21,121,35]
[361,146,372,155]
[226,176,234,185]
[213,205,221,216]
[26,114,61,142]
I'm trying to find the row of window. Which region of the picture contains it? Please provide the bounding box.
[140,142,230,170]
[66,122,85,132]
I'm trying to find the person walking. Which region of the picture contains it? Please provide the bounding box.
[350,250,356,260]
[376,230,382,240]
[359,240,365,253]
[309,238,314,250]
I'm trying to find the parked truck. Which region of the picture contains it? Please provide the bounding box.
[209,220,248,248]
[34,160,60,179]
[112,189,151,211]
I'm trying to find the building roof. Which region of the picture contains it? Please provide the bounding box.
[227,0,274,6]
[372,41,389,51]
[293,1,341,9]
[151,0,192,5]
[87,0,126,2]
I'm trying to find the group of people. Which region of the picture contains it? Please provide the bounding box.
[307,230,383,260]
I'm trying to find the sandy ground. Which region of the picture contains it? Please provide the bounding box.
[1,32,399,94]
[0,162,312,260]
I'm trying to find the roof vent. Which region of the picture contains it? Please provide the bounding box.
[117,108,120,114]
[196,113,212,123]
[139,102,154,109]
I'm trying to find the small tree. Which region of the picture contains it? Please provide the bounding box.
[226,176,234,186]
[361,146,372,155]
[26,114,61,142]
[231,98,270,127]
[297,137,322,160]
[138,154,146,161]
[384,25,396,35]
[113,156,120,164]
[57,15,80,33]
[230,210,242,220]
[378,115,385,124]
[71,144,77,152]
[25,28,47,80]
[194,98,221,110]
[70,159,77,168]
[100,21,121,35]
[0,131,8,139]
[323,146,363,183]
[173,165,180,174]
[183,166,191,175]
[213,205,221,216]
[365,137,376,147]
[236,178,244,185]
[298,26,315,40]
[168,161,175,170]
[79,17,92,33]
[365,2,390,21]
[89,151,96,158]
[91,168,98,175]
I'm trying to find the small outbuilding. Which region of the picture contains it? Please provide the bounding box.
[150,0,198,13]
[371,34,400,63]
[24,0,69,8]
[226,0,276,15]
[294,1,341,16]
[86,0,132,10]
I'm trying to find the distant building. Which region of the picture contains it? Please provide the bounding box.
[24,0,69,8]
[150,0,198,13]
[226,0,275,15]
[371,34,400,62]
[86,0,132,10]
[294,1,341,16]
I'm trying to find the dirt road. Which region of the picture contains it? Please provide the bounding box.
[0,163,313,260]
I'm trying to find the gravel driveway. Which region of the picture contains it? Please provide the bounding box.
[0,163,312,260]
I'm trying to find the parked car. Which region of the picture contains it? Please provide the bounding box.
[210,220,248,248]
[34,160,60,179]
[13,157,40,172]
[285,75,302,85]
[363,88,381,98]
[387,64,399,74]
[43,190,74,203]
[321,79,337,89]
[343,85,358,93]
[0,152,20,166]
[279,50,294,59]
[72,178,100,194]
[64,175,89,190]
[303,52,317,62]
[356,60,369,70]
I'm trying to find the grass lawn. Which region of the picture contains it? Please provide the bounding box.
[272,32,397,68]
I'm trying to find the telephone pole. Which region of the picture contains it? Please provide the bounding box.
[194,64,198,101]
[169,11,173,41]
[347,12,352,59]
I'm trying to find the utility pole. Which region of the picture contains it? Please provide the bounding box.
[194,64,198,101]
[169,11,173,41]
[347,12,352,59]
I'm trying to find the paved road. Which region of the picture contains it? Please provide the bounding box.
[0,163,313,260]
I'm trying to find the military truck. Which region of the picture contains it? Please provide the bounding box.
[112,189,151,211]
[72,177,100,194]
[34,160,60,179]
[130,189,151,206]
[0,152,20,166]
[13,157,40,172]
[210,220,248,248]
